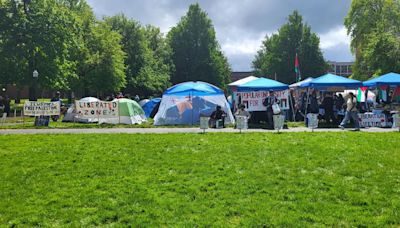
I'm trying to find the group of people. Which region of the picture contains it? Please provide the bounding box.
[297,91,347,125]
[296,91,360,130]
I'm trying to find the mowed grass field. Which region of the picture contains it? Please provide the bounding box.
[0,133,399,226]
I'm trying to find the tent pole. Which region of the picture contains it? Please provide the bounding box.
[289,90,295,121]
[118,100,121,124]
[304,88,310,125]
[191,91,193,126]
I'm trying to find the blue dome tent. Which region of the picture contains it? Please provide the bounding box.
[141,98,161,118]
[154,81,234,125]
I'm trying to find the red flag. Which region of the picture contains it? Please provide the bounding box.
[294,53,301,82]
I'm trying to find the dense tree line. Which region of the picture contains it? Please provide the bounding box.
[345,0,400,80]
[253,11,327,84]
[0,1,230,98]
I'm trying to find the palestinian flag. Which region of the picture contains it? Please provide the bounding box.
[378,85,388,102]
[393,86,400,102]
[357,87,368,102]
[294,53,301,82]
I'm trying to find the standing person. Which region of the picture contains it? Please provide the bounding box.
[335,93,345,123]
[51,92,62,122]
[339,92,360,131]
[308,91,319,114]
[263,90,278,129]
[322,93,336,125]
[4,95,10,116]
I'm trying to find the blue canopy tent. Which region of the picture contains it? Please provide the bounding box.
[237,77,289,91]
[300,73,362,89]
[299,74,362,125]
[141,98,161,118]
[154,81,234,125]
[363,72,400,87]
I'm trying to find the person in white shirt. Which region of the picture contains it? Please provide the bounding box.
[339,92,360,130]
[235,104,251,119]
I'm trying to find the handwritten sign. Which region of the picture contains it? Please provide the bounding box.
[75,100,119,118]
[358,113,386,128]
[23,101,60,116]
[235,90,289,111]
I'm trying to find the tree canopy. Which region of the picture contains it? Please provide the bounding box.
[253,11,327,84]
[167,3,231,91]
[345,0,400,80]
[105,15,171,97]
[0,0,127,97]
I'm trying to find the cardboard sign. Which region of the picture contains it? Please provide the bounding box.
[75,100,119,118]
[358,113,386,128]
[235,90,289,112]
[23,101,60,116]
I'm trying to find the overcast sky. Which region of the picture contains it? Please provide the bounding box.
[87,0,354,71]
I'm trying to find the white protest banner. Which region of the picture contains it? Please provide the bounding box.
[235,90,289,111]
[358,113,386,128]
[23,101,60,116]
[75,100,119,118]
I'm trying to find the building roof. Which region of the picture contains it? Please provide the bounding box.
[231,71,255,82]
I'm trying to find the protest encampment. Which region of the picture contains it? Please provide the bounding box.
[2,0,400,226]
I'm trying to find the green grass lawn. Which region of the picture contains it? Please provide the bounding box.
[1,133,400,226]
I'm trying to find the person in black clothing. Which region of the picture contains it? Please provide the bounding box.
[322,93,336,124]
[50,91,62,121]
[308,91,319,114]
[3,96,10,116]
[263,91,278,129]
[210,105,226,128]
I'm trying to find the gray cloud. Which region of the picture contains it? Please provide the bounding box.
[87,0,354,71]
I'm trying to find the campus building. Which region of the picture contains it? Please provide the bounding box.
[327,61,354,77]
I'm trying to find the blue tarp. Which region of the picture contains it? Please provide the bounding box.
[164,81,223,96]
[237,77,289,92]
[142,98,161,118]
[363,72,400,87]
[300,73,362,88]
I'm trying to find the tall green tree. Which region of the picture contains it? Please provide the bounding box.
[0,0,79,95]
[345,0,400,80]
[167,3,231,90]
[105,15,171,97]
[62,1,127,97]
[253,11,327,84]
[0,0,127,98]
[83,22,126,97]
